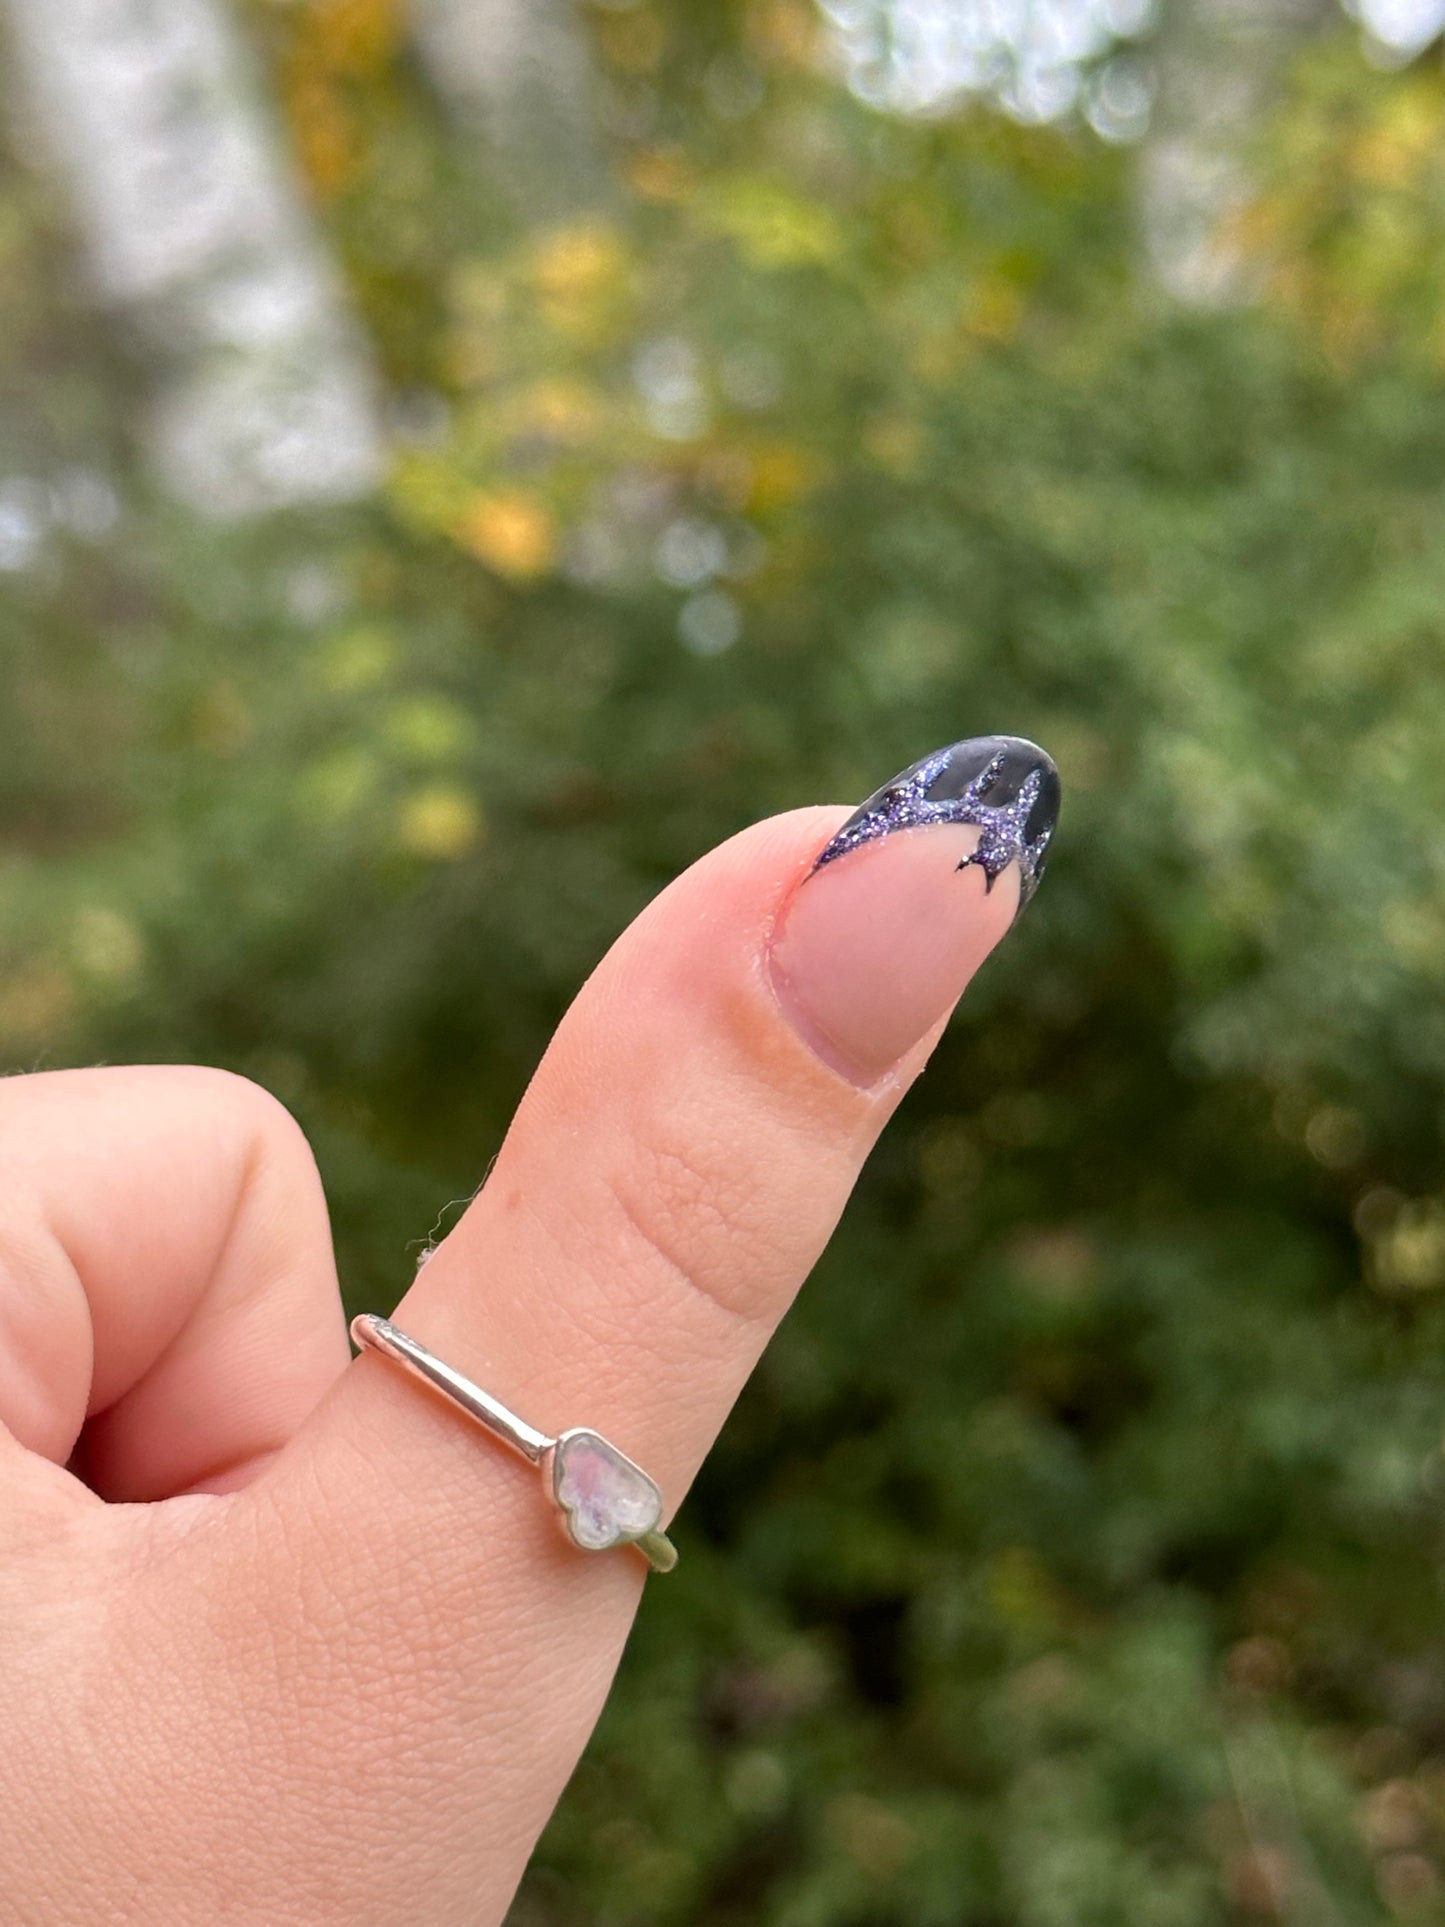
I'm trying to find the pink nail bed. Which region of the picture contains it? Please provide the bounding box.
[768,736,1059,1086]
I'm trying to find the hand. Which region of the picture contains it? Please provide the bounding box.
[0,735,1057,1926]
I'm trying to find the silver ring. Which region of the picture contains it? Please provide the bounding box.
[350,1314,678,1574]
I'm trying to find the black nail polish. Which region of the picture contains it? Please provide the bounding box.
[814,735,1061,917]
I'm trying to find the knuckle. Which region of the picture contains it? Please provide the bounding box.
[155,1070,335,1324]
[180,1066,312,1160]
[598,1126,791,1329]
[173,1067,326,1219]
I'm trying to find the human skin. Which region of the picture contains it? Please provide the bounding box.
[0,735,1057,1925]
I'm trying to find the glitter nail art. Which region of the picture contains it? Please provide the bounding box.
[813,735,1061,918]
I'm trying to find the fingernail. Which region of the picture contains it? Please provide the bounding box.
[769,735,1060,1085]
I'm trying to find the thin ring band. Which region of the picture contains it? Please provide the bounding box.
[350,1314,678,1574]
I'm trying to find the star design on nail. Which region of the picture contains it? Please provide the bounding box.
[813,746,1055,911]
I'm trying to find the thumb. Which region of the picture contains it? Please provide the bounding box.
[185,737,1060,1924]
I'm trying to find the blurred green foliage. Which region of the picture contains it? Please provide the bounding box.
[7,4,1445,1922]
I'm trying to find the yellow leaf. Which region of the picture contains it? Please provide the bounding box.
[303,0,401,74]
[504,379,604,442]
[747,441,825,511]
[528,224,627,304]
[625,147,695,204]
[702,179,844,270]
[745,0,820,68]
[455,490,557,581]
[1368,1198,1445,1296]
[397,786,483,861]
[965,276,1024,344]
[389,451,470,533]
[285,79,358,199]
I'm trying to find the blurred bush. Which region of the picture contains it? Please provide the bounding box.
[6,3,1445,1922]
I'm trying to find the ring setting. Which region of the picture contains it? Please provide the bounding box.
[350,1314,678,1573]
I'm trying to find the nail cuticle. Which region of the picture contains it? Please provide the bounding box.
[765,946,886,1090]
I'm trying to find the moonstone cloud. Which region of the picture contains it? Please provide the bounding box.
[553,1430,663,1552]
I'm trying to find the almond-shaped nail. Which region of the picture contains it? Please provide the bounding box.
[769,735,1060,1085]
